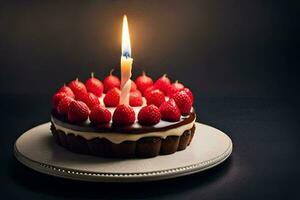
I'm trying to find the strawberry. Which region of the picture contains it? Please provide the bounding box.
[167,81,184,97]
[130,80,137,91]
[81,92,100,110]
[146,89,165,107]
[112,104,135,126]
[154,74,171,95]
[103,88,120,107]
[103,69,120,93]
[129,91,143,107]
[138,105,161,126]
[183,87,194,104]
[52,92,67,108]
[85,72,104,97]
[57,96,74,115]
[68,100,90,123]
[143,85,155,99]
[135,72,153,93]
[133,89,142,97]
[172,90,192,116]
[159,99,181,122]
[58,85,75,98]
[68,79,87,100]
[89,105,111,124]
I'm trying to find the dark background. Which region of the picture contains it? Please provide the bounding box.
[0,0,298,97]
[1,0,299,199]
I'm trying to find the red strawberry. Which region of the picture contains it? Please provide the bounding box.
[183,88,194,103]
[58,85,75,98]
[68,101,90,123]
[154,74,171,95]
[130,91,143,107]
[81,92,100,109]
[167,81,184,97]
[159,99,181,122]
[112,104,135,126]
[143,85,155,99]
[89,105,111,124]
[52,92,67,108]
[103,88,120,107]
[103,69,120,93]
[172,91,192,116]
[57,96,74,115]
[130,80,137,91]
[138,105,161,126]
[135,72,153,93]
[68,79,87,100]
[85,73,104,97]
[133,89,142,97]
[146,89,165,107]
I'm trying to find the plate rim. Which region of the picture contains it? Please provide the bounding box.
[14,122,233,182]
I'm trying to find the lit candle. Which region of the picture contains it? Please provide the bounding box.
[120,15,133,105]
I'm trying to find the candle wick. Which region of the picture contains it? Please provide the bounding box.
[123,52,130,58]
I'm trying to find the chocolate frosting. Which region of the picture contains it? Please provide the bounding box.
[51,109,196,134]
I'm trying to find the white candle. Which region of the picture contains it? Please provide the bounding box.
[120,15,133,105]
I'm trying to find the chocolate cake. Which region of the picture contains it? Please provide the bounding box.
[50,109,196,158]
[51,72,196,158]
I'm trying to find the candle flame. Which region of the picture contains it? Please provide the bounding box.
[122,15,131,58]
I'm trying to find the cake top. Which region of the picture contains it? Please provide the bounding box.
[51,71,194,129]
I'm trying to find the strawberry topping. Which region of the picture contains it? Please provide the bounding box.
[57,96,74,115]
[172,90,192,116]
[138,105,161,126]
[103,69,120,93]
[85,73,104,97]
[68,79,87,100]
[112,104,135,126]
[103,88,120,107]
[159,98,181,122]
[145,89,165,107]
[89,105,111,124]
[67,100,90,123]
[154,74,171,95]
[135,72,153,93]
[129,90,143,107]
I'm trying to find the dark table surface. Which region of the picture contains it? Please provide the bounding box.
[1,94,299,200]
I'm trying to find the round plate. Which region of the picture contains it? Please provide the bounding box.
[14,122,233,182]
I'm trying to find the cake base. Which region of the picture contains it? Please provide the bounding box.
[14,122,233,182]
[50,123,196,158]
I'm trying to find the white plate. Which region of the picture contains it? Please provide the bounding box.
[14,122,233,182]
